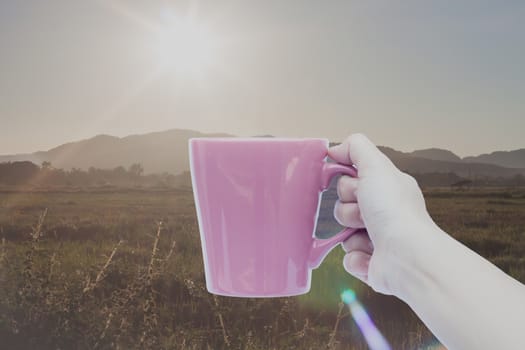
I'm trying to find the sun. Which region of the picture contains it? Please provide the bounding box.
[155,17,219,76]
[99,3,224,79]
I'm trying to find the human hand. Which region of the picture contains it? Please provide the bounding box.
[330,134,525,349]
[328,134,437,296]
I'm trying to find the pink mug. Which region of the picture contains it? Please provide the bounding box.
[189,138,358,297]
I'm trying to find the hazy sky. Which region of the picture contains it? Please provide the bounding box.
[1,0,524,156]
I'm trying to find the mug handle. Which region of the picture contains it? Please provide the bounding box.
[308,162,359,269]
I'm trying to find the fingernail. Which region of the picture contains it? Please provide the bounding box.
[343,253,358,273]
[347,252,359,267]
[344,252,370,276]
[330,143,342,151]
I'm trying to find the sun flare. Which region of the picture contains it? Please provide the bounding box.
[155,17,219,76]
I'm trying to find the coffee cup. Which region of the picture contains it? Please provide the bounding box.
[189,138,357,297]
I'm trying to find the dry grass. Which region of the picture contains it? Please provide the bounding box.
[327,302,348,350]
[0,187,523,349]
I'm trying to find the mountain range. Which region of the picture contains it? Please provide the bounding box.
[1,129,524,178]
[0,129,232,175]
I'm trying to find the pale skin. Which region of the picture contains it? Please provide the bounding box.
[329,134,525,350]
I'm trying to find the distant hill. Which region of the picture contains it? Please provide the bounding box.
[409,148,462,162]
[383,151,524,178]
[0,129,232,175]
[0,130,524,178]
[463,149,525,169]
[375,146,524,178]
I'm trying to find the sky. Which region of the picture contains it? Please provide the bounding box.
[0,0,524,157]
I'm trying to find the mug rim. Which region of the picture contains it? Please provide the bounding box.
[189,137,329,143]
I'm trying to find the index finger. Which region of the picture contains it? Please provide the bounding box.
[328,133,395,175]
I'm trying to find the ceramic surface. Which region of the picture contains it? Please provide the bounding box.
[189,138,357,297]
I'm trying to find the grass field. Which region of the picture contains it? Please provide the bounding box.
[0,187,524,349]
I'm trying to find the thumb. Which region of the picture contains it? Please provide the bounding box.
[328,133,395,175]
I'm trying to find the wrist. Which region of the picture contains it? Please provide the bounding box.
[376,216,446,300]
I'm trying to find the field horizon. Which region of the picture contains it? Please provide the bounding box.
[1,128,524,177]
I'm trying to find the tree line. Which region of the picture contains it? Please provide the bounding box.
[411,171,525,188]
[0,161,523,189]
[0,161,190,188]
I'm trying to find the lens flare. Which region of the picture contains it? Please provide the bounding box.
[341,289,391,350]
[341,289,356,304]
